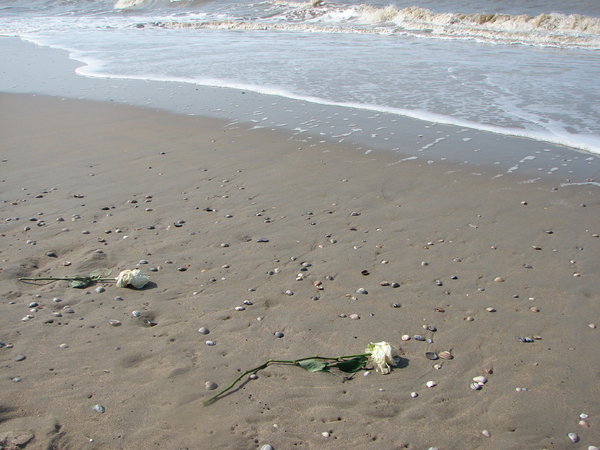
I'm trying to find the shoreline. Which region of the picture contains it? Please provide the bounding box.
[1,36,599,181]
[1,91,599,449]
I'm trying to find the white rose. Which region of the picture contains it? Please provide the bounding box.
[365,341,399,374]
[116,269,149,289]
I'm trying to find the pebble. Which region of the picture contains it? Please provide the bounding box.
[390,282,400,288]
[410,392,418,398]
[95,286,105,294]
[274,331,284,338]
[473,376,487,384]
[28,302,38,308]
[59,343,69,349]
[567,433,580,443]
[401,335,411,341]
[12,377,22,383]
[131,311,141,317]
[392,303,401,308]
[481,430,491,438]
[205,381,218,390]
[321,432,330,438]
[284,290,294,296]
[494,277,505,282]
[470,382,482,390]
[426,381,437,388]
[14,354,26,362]
[356,288,368,295]
[259,445,274,450]
[92,404,105,414]
[109,320,121,326]
[425,352,439,360]
[198,327,210,334]
[485,307,496,312]
[52,297,62,303]
[205,340,216,346]
[414,335,425,341]
[589,323,596,329]
[349,313,360,320]
[235,306,246,311]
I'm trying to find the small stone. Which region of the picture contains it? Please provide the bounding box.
[14,354,26,361]
[390,282,400,288]
[356,288,368,295]
[321,432,330,438]
[109,320,121,326]
[426,380,437,388]
[274,331,284,338]
[380,281,390,286]
[567,433,580,443]
[114,296,124,301]
[260,445,274,450]
[131,311,142,317]
[235,306,246,311]
[494,277,505,282]
[473,376,487,384]
[414,335,425,341]
[349,313,360,320]
[46,251,57,257]
[12,377,22,382]
[530,306,540,312]
[256,238,270,243]
[52,297,62,303]
[470,382,482,390]
[284,290,294,296]
[95,286,105,294]
[392,303,401,308]
[92,404,105,413]
[482,430,491,438]
[589,323,597,329]
[198,327,209,334]
[205,381,218,390]
[410,392,418,398]
[401,335,411,341]
[59,343,69,349]
[205,340,216,346]
[28,302,38,308]
[485,307,496,312]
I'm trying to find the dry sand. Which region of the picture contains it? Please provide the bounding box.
[0,93,599,449]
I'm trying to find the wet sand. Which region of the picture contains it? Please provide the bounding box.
[0,93,599,449]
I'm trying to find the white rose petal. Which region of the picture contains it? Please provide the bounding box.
[366,341,399,374]
[129,269,150,289]
[115,269,149,289]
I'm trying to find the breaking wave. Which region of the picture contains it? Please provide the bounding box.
[141,1,600,48]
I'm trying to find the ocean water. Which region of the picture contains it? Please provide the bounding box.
[1,0,600,155]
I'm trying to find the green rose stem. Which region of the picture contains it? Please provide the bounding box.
[204,353,371,406]
[18,277,115,282]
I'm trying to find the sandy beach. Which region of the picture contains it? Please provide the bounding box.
[1,89,599,449]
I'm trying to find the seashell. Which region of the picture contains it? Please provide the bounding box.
[470,382,482,390]
[108,320,121,326]
[473,376,488,384]
[438,351,453,360]
[425,352,439,360]
[425,380,437,388]
[567,433,580,443]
